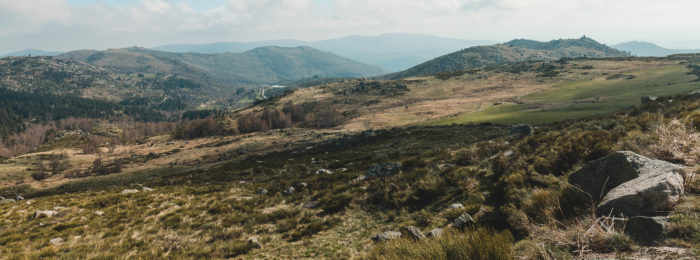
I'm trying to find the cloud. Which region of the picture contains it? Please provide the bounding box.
[1,0,700,53]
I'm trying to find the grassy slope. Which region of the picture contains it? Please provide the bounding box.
[426,64,699,125]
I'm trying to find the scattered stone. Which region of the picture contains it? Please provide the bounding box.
[449,203,464,209]
[641,96,658,103]
[0,199,15,204]
[315,169,333,175]
[94,210,105,216]
[371,231,402,243]
[121,189,139,194]
[257,188,269,195]
[15,196,23,201]
[454,212,475,230]
[353,175,367,182]
[283,187,295,196]
[509,124,534,136]
[50,237,63,245]
[292,182,308,192]
[625,216,668,245]
[247,237,263,249]
[402,226,426,241]
[35,210,58,218]
[689,89,700,95]
[142,187,153,192]
[569,151,684,201]
[425,228,444,238]
[367,162,402,177]
[503,150,514,157]
[302,201,320,209]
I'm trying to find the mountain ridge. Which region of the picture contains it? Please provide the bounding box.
[613,41,700,57]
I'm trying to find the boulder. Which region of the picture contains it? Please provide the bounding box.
[35,210,59,218]
[247,237,263,249]
[50,237,63,245]
[596,170,683,216]
[424,228,444,238]
[282,187,295,196]
[315,169,333,175]
[371,231,401,243]
[454,212,475,230]
[625,216,668,245]
[641,96,658,103]
[402,226,425,241]
[257,188,269,195]
[94,210,106,216]
[367,162,402,178]
[449,203,464,209]
[292,182,308,192]
[121,189,139,194]
[509,124,534,136]
[568,151,685,202]
[142,187,154,192]
[15,196,24,201]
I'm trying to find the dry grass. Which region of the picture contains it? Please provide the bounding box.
[647,119,700,166]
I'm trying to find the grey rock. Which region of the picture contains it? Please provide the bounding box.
[454,212,475,230]
[292,182,308,191]
[641,96,658,103]
[402,226,426,241]
[247,237,263,249]
[94,210,105,216]
[257,188,268,195]
[424,228,444,238]
[142,187,153,192]
[568,151,685,202]
[15,196,23,201]
[596,169,684,216]
[689,89,700,95]
[371,231,402,243]
[367,162,402,177]
[625,216,668,245]
[302,201,320,209]
[283,187,295,196]
[35,210,59,218]
[509,124,534,136]
[50,237,63,245]
[315,169,333,175]
[121,189,139,194]
[449,203,464,209]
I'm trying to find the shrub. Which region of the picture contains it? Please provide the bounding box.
[320,192,353,213]
[367,228,513,260]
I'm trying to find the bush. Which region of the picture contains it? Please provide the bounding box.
[367,228,513,260]
[174,117,225,139]
[31,171,50,180]
[320,192,353,213]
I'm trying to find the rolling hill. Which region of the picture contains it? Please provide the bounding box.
[387,37,629,79]
[60,46,386,85]
[613,41,700,57]
[154,33,494,72]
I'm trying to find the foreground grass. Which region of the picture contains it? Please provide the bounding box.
[427,65,699,125]
[367,228,513,260]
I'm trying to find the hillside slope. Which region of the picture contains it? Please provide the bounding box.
[154,33,494,72]
[388,37,629,79]
[613,41,700,57]
[61,46,385,86]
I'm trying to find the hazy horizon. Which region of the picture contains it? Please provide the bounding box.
[2,0,700,54]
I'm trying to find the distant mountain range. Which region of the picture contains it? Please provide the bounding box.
[59,46,385,86]
[612,41,700,57]
[1,49,63,57]
[388,37,629,79]
[154,33,494,72]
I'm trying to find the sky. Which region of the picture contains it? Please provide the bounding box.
[2,0,700,54]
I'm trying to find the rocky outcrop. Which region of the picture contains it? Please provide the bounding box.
[568,151,685,203]
[454,212,475,230]
[625,216,668,245]
[425,228,444,238]
[402,226,426,241]
[371,231,402,243]
[367,162,402,178]
[596,170,684,216]
[509,124,534,136]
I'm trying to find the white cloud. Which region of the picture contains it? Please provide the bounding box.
[2,0,700,53]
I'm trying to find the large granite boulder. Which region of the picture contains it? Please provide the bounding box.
[454,212,475,230]
[596,170,684,216]
[401,226,426,241]
[568,151,685,202]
